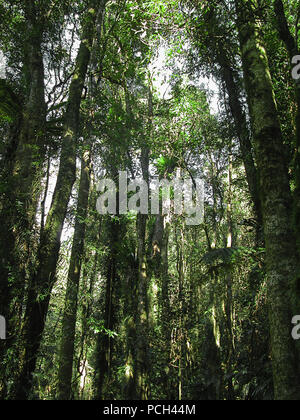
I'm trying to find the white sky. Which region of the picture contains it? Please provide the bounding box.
[150,44,220,115]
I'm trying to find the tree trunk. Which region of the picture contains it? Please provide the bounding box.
[11,5,100,399]
[152,214,172,397]
[273,0,300,255]
[0,2,47,398]
[217,52,263,235]
[235,0,300,400]
[57,150,91,400]
[93,216,121,400]
[133,85,153,400]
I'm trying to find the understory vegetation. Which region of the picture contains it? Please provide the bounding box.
[0,0,300,400]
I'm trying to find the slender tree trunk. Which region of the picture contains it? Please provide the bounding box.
[94,216,121,400]
[193,3,262,238]
[0,13,46,312]
[11,5,100,399]
[0,2,47,398]
[133,85,153,400]
[77,246,99,400]
[273,0,300,254]
[152,215,172,397]
[123,255,138,400]
[134,211,150,400]
[160,217,171,359]
[225,153,235,400]
[135,147,151,401]
[217,53,263,234]
[177,227,185,401]
[57,150,91,400]
[235,0,300,400]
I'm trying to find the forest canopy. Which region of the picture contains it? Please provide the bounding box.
[0,0,300,401]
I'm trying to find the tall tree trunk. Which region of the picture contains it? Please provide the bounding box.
[77,244,99,400]
[57,150,91,400]
[133,84,153,400]
[235,0,300,400]
[123,253,138,400]
[177,227,186,401]
[217,53,263,235]
[273,0,300,254]
[151,214,172,398]
[193,3,262,239]
[0,10,46,308]
[225,152,235,400]
[11,5,100,399]
[134,211,150,400]
[94,215,121,400]
[0,2,46,398]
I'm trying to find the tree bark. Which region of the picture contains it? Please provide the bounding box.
[273,0,300,254]
[0,2,47,398]
[133,85,153,400]
[93,215,121,400]
[11,5,100,399]
[235,0,300,400]
[217,53,262,234]
[57,150,91,400]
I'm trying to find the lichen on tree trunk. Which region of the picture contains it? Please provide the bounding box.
[11,4,100,400]
[235,0,300,400]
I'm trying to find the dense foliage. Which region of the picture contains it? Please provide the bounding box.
[0,0,300,400]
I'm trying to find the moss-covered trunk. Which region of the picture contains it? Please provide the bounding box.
[217,53,262,235]
[93,215,121,400]
[0,2,47,398]
[57,151,91,400]
[235,0,300,400]
[133,86,153,400]
[11,6,99,400]
[273,0,300,256]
